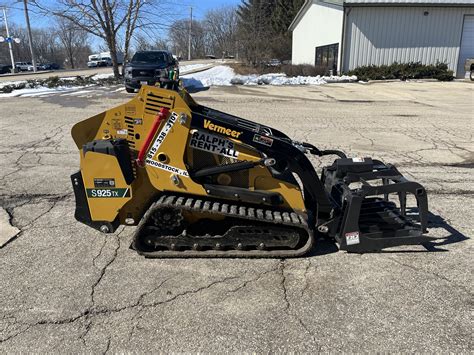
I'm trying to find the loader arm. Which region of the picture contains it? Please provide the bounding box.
[188,109,334,222]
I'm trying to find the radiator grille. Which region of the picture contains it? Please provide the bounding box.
[124,116,136,149]
[144,92,174,115]
[124,116,137,178]
[132,69,154,77]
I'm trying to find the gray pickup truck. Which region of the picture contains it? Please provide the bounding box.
[123,50,179,93]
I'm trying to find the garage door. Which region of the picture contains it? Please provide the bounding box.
[457,15,474,78]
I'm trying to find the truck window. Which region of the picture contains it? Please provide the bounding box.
[131,52,167,64]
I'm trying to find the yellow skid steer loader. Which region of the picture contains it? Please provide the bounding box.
[71,85,432,257]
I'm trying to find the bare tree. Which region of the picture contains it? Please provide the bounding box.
[169,19,206,59]
[1,24,54,64]
[134,33,152,51]
[204,6,238,58]
[129,33,170,54]
[120,7,238,61]
[0,21,92,68]
[237,0,276,65]
[32,0,159,77]
[122,0,147,63]
[191,21,206,58]
[1,23,29,62]
[32,28,61,63]
[56,18,89,68]
[154,38,170,52]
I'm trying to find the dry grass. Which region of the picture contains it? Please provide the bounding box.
[228,63,329,77]
[228,63,274,75]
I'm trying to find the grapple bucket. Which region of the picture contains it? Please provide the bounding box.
[322,158,433,252]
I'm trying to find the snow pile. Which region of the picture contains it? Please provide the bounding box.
[231,73,357,85]
[182,65,357,88]
[181,65,235,88]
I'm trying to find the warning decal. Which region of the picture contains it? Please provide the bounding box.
[253,134,273,147]
[145,111,190,178]
[145,158,189,177]
[189,130,239,158]
[147,111,179,160]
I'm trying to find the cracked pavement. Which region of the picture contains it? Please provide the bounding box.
[0,81,473,352]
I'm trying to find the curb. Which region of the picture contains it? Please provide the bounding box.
[180,64,216,76]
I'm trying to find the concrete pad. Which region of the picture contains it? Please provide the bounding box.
[0,208,20,247]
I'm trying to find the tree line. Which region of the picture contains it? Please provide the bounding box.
[138,0,304,64]
[238,0,304,64]
[0,19,91,69]
[1,0,305,75]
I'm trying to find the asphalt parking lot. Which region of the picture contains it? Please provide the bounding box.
[0,81,472,352]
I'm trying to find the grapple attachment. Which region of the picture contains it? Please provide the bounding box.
[322,158,432,252]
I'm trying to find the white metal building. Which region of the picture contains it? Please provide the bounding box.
[289,0,474,77]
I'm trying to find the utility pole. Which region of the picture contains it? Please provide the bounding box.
[187,6,192,61]
[2,7,16,72]
[23,0,36,72]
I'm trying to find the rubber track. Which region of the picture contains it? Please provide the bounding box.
[132,194,314,258]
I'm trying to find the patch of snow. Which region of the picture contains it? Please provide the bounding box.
[179,63,209,74]
[61,76,83,81]
[181,65,357,88]
[91,73,114,80]
[0,85,82,98]
[0,80,27,89]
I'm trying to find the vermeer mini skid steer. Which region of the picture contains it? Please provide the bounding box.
[71,84,433,257]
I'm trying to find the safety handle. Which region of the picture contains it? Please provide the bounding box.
[136,107,170,167]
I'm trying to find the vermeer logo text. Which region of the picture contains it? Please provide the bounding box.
[203,119,243,138]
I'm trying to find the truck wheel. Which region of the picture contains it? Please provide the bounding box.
[470,70,473,81]
[125,87,135,93]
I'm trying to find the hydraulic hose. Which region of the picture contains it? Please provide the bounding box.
[301,142,347,159]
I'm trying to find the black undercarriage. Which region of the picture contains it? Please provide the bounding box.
[132,195,313,258]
